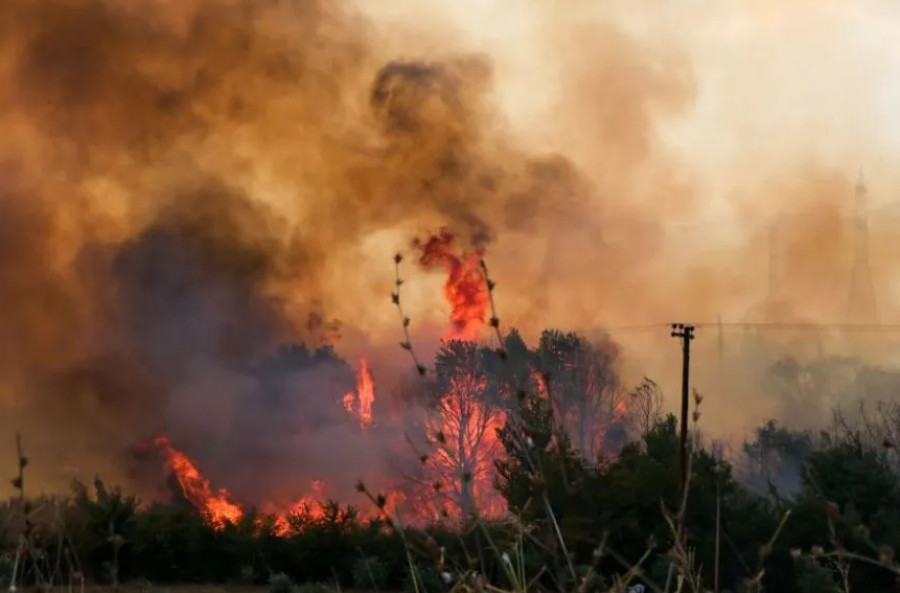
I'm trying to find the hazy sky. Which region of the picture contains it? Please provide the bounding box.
[356,0,900,208]
[3,0,899,492]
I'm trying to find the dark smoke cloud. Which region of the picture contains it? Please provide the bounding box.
[3,0,882,503]
[111,182,292,373]
[0,0,620,501]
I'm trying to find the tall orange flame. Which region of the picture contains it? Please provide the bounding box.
[413,231,506,519]
[414,230,488,342]
[343,357,375,429]
[263,480,328,535]
[154,416,403,533]
[153,435,244,527]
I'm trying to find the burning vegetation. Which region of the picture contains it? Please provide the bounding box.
[153,435,244,528]
[414,230,489,342]
[0,0,653,519]
[5,0,900,589]
[134,227,632,530]
[3,0,898,504]
[343,358,375,430]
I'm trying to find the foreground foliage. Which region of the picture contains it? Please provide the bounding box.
[4,338,900,592]
[2,408,900,592]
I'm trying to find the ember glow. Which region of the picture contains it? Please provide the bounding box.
[531,368,550,401]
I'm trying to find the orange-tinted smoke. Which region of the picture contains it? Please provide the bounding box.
[414,229,489,342]
[2,0,895,501]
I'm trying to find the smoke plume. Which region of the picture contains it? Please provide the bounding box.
[0,0,899,500]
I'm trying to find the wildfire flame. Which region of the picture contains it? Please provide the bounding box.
[153,435,244,527]
[423,371,507,519]
[531,368,550,400]
[342,357,375,429]
[529,363,630,462]
[412,230,507,519]
[154,434,404,533]
[414,230,488,342]
[151,230,624,530]
[263,480,328,535]
[260,481,404,534]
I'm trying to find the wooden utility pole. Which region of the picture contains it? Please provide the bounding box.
[671,323,695,491]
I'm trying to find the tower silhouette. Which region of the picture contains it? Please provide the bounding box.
[846,171,877,323]
[746,221,782,350]
[766,221,781,315]
[760,219,786,326]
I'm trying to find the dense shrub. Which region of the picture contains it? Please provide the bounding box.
[1,418,899,593]
[2,417,900,593]
[6,346,900,593]
[353,556,389,591]
[794,558,839,593]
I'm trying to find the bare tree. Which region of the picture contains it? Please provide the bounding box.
[418,340,506,520]
[627,377,664,440]
[740,419,813,496]
[537,330,626,462]
[837,401,900,474]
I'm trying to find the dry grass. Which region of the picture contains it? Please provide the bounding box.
[14,588,392,593]
[19,583,267,593]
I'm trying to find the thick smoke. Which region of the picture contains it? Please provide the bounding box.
[0,0,617,500]
[1,0,899,499]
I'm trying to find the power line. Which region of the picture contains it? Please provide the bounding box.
[598,324,671,334]
[700,322,900,333]
[600,322,900,335]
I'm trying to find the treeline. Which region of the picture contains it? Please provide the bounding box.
[2,332,900,593]
[2,410,899,592]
